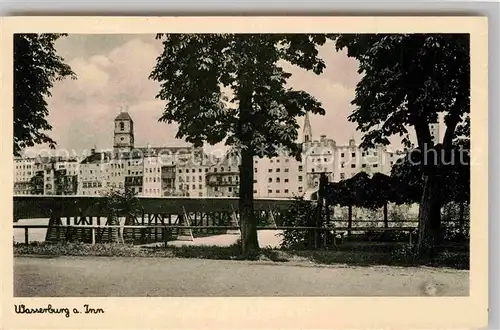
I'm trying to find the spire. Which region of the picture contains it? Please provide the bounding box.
[303,112,312,143]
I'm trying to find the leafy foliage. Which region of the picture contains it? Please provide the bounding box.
[332,34,469,150]
[150,34,329,254]
[331,34,470,257]
[279,196,317,250]
[14,34,76,156]
[150,34,327,159]
[99,188,142,219]
[326,172,394,208]
[390,146,470,205]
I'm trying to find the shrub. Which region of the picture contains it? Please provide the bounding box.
[278,197,317,250]
[390,243,417,264]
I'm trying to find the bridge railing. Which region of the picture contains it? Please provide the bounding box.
[13,224,417,246]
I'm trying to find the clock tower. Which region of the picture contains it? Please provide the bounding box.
[113,109,134,157]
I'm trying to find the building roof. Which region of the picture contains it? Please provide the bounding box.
[136,146,197,157]
[80,152,112,164]
[114,111,133,121]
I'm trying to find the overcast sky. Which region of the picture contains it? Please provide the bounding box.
[24,34,409,158]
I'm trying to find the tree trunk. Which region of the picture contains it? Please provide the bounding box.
[416,173,442,258]
[347,203,352,237]
[239,146,259,256]
[459,200,465,235]
[383,202,388,228]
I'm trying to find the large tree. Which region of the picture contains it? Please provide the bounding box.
[14,34,76,156]
[333,34,470,258]
[150,34,327,255]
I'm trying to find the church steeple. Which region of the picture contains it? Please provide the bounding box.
[303,112,312,143]
[113,106,134,157]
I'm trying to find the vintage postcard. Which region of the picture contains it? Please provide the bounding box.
[0,16,488,329]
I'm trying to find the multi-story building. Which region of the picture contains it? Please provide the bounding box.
[14,108,416,199]
[14,157,36,195]
[206,150,240,198]
[206,112,408,199]
[254,155,304,198]
[78,150,111,196]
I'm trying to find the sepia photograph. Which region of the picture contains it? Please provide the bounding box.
[1,16,488,329]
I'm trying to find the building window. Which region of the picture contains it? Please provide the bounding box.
[199,184,202,189]
[268,189,272,194]
[284,189,289,193]
[120,122,125,131]
[284,168,289,172]
[253,190,257,194]
[352,152,356,157]
[220,167,224,172]
[324,158,328,162]
[268,178,272,183]
[298,187,303,192]
[298,165,303,171]
[192,169,195,173]
[276,177,281,183]
[186,177,190,182]
[199,175,202,181]
[351,164,355,168]
[341,162,345,168]
[192,184,196,189]
[205,168,208,172]
[270,160,273,163]
[298,176,303,182]
[374,152,378,156]
[276,168,280,173]
[284,178,289,183]
[276,190,280,194]
[199,168,202,172]
[312,169,315,172]
[285,159,289,163]
[268,169,272,173]
[228,187,232,192]
[198,192,203,197]
[253,179,257,183]
[254,168,257,173]
[341,153,345,157]
[340,173,345,180]
[362,164,367,168]
[373,164,378,168]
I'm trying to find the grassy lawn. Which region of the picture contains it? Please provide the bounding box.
[13,241,469,270]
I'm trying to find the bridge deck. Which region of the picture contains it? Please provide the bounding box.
[13,196,296,220]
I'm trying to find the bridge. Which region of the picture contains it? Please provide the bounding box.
[13,195,296,244]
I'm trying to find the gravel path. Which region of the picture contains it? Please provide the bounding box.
[14,256,469,297]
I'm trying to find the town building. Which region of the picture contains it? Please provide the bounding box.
[206,112,407,199]
[78,150,112,196]
[13,157,36,195]
[206,150,240,198]
[13,108,413,199]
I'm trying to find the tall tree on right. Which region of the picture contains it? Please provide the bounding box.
[333,34,470,258]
